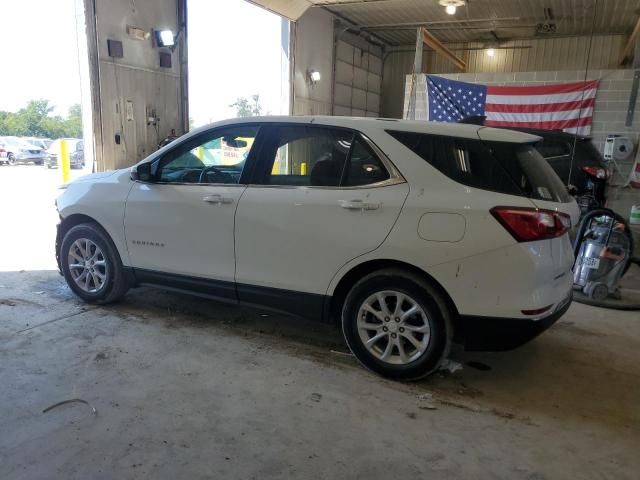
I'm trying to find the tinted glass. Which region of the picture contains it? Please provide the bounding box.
[387,130,520,196]
[157,126,258,184]
[342,136,390,186]
[265,127,352,187]
[575,139,606,167]
[388,130,571,202]
[536,139,571,159]
[490,142,572,202]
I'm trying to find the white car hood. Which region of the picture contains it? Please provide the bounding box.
[69,170,118,184]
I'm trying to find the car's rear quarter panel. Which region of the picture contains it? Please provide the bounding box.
[327,125,575,320]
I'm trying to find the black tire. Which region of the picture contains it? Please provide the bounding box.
[341,269,452,381]
[34,159,43,165]
[60,223,130,304]
[7,153,16,166]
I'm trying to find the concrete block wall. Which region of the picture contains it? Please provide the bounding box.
[403,69,640,160]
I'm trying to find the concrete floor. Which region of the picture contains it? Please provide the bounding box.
[1,165,639,479]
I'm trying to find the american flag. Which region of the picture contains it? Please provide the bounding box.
[426,75,599,135]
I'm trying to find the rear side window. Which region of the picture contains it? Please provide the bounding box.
[257,126,391,187]
[386,131,520,196]
[342,136,390,186]
[387,130,571,202]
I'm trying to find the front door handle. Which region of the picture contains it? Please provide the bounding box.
[339,199,380,211]
[203,194,233,205]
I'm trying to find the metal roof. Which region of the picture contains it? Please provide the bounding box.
[307,0,639,46]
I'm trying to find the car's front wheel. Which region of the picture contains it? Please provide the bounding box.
[341,269,451,380]
[60,223,130,304]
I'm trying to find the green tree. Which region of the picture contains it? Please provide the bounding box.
[0,100,82,139]
[63,104,82,138]
[229,94,263,118]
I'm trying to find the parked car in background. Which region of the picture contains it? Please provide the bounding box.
[0,136,46,165]
[0,139,8,164]
[527,130,608,214]
[459,116,607,214]
[25,137,53,151]
[45,139,84,169]
[55,116,578,380]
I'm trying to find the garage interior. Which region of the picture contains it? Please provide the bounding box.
[1,0,640,478]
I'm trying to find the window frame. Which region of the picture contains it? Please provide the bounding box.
[248,123,405,190]
[149,124,263,186]
[535,138,573,161]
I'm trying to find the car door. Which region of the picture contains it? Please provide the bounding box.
[234,124,409,318]
[124,124,260,300]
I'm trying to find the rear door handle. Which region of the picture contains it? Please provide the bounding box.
[339,199,379,211]
[203,194,233,205]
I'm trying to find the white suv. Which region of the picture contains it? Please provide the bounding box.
[55,116,578,380]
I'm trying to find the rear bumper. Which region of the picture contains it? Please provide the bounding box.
[456,294,572,351]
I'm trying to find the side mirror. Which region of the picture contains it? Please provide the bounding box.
[567,184,578,197]
[131,162,153,182]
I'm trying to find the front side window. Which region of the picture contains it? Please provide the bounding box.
[157,126,259,184]
[259,126,391,188]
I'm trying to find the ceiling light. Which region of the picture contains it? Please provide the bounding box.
[439,0,465,16]
[155,29,175,48]
[486,48,495,57]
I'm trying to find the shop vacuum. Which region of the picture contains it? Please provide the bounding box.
[573,208,640,310]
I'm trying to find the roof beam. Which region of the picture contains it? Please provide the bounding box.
[620,15,640,66]
[422,28,466,71]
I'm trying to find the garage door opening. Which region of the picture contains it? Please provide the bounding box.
[0,0,94,272]
[187,0,290,128]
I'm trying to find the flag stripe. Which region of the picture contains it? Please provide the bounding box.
[485,116,593,130]
[487,80,599,96]
[485,97,596,113]
[485,107,594,123]
[485,88,597,105]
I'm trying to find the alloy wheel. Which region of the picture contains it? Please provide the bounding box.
[67,238,108,293]
[356,290,431,365]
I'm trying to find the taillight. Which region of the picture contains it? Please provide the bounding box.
[581,166,607,179]
[490,207,570,242]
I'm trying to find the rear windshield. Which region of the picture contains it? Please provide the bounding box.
[575,139,605,167]
[387,130,572,203]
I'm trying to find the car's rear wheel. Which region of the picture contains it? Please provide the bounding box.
[7,153,16,166]
[60,223,130,304]
[341,269,451,380]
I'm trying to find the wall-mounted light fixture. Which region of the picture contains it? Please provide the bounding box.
[308,69,321,84]
[438,0,465,16]
[486,47,495,57]
[154,29,175,48]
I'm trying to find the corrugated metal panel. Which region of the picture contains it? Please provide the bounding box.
[310,0,638,45]
[381,34,629,119]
